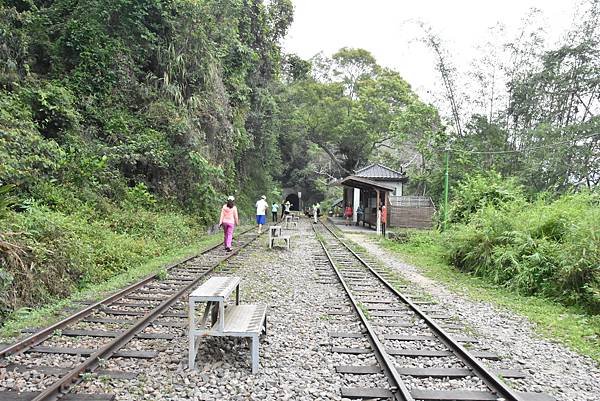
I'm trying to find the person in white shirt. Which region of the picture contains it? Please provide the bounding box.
[314,202,320,223]
[271,202,279,222]
[284,200,291,215]
[255,195,268,234]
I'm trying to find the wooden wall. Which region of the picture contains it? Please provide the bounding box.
[389,206,435,229]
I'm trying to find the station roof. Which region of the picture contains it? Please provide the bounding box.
[339,175,395,192]
[355,163,407,182]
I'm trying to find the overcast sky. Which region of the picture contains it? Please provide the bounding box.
[283,0,578,101]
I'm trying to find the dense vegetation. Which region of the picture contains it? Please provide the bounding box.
[393,1,600,317]
[0,0,294,321]
[445,174,599,313]
[0,0,598,328]
[382,173,600,358]
[274,48,444,200]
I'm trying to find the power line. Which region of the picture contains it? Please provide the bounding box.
[449,132,600,155]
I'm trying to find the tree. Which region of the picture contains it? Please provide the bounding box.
[278,49,432,180]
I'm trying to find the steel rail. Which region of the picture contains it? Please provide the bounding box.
[314,226,413,401]
[318,220,522,401]
[29,229,262,401]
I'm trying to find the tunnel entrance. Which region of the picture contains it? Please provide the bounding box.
[285,193,300,211]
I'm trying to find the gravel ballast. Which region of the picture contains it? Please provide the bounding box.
[67,221,360,400]
[346,232,600,401]
[4,222,598,401]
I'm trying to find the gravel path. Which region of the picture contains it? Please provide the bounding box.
[66,221,354,401]
[346,233,600,401]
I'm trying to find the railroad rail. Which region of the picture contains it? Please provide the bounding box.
[0,227,260,401]
[314,220,555,401]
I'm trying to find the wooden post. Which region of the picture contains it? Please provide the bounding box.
[376,190,381,235]
[385,191,389,227]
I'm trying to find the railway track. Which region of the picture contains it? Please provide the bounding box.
[314,220,556,401]
[0,227,261,401]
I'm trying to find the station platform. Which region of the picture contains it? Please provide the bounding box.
[326,216,376,234]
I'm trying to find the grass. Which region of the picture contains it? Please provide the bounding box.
[357,301,371,319]
[0,233,221,339]
[379,231,600,364]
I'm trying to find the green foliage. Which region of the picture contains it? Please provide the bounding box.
[444,191,600,313]
[0,184,16,218]
[0,0,294,318]
[23,82,80,140]
[448,172,525,224]
[0,203,204,321]
[277,49,432,185]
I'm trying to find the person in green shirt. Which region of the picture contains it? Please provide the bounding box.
[271,202,279,222]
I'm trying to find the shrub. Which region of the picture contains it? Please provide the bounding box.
[448,172,525,224]
[444,191,600,313]
[23,82,80,140]
[0,201,204,323]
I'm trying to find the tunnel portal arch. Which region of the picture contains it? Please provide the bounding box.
[285,193,300,211]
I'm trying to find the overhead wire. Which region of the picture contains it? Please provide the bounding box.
[448,132,600,155]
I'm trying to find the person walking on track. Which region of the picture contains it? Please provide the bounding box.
[219,196,239,252]
[256,195,269,234]
[313,202,321,224]
[271,201,279,222]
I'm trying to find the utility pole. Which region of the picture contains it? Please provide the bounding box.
[442,145,450,232]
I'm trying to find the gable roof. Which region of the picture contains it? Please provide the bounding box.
[339,175,395,192]
[354,163,407,182]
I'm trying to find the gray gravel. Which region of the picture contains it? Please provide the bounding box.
[346,233,600,401]
[66,221,366,400]
[6,222,596,400]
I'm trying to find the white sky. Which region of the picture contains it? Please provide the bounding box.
[283,0,578,101]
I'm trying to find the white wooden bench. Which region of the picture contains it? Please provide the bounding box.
[188,277,267,373]
[268,225,290,249]
[283,215,298,229]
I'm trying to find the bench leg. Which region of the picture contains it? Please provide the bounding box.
[189,299,196,370]
[251,335,259,374]
[188,333,196,370]
[263,314,268,336]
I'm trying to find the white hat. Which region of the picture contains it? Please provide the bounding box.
[261,195,266,199]
[227,195,235,201]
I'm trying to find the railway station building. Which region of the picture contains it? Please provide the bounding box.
[339,163,435,229]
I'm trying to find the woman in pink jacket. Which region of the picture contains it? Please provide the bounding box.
[219,196,240,252]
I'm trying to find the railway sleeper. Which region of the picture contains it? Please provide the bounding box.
[0,392,115,401]
[394,367,526,379]
[410,389,555,401]
[27,346,157,359]
[386,348,499,360]
[4,364,139,380]
[21,328,176,340]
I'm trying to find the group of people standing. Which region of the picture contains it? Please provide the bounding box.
[218,195,292,251]
[254,196,293,234]
[271,200,292,223]
[219,195,388,251]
